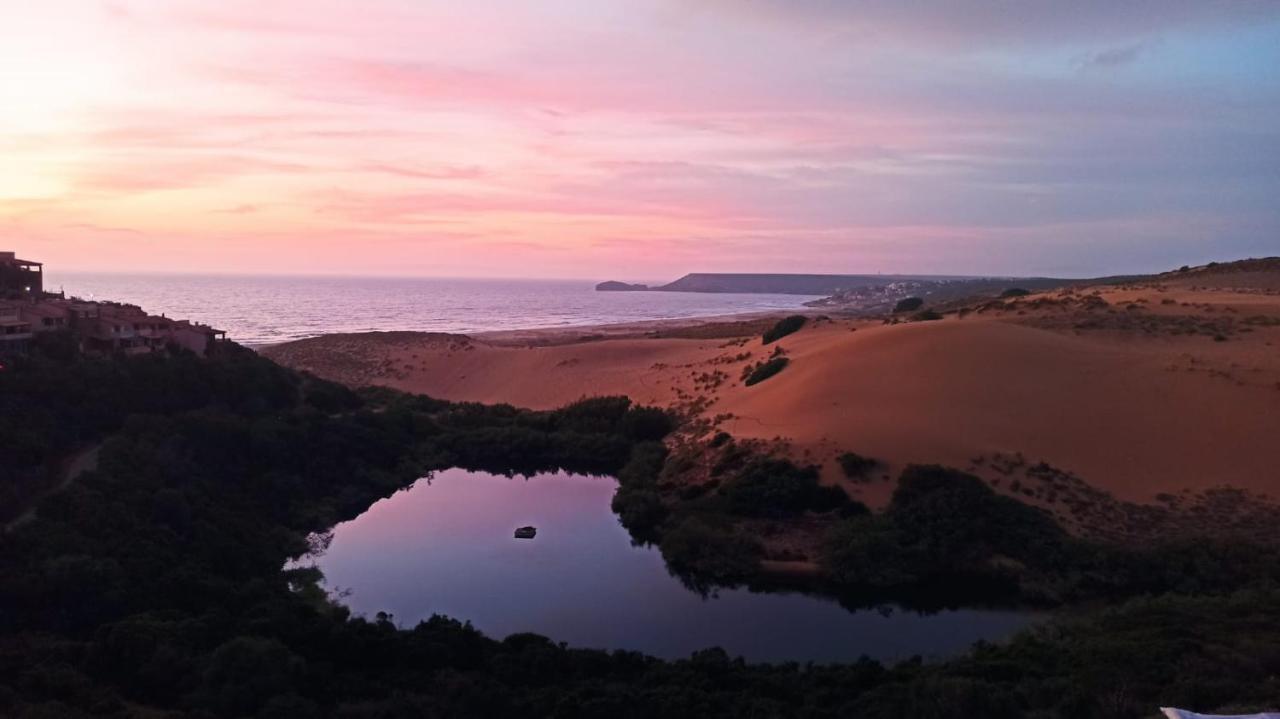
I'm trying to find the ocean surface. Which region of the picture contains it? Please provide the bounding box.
[47,272,820,346]
[295,468,1035,663]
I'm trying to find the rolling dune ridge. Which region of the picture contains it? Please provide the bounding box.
[265,269,1280,516]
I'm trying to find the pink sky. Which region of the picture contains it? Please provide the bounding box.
[2,1,1277,279]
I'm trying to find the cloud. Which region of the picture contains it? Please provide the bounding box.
[6,0,1279,277]
[698,1,1280,47]
[73,155,314,193]
[1077,41,1149,70]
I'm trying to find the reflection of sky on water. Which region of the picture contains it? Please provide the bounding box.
[300,468,1035,664]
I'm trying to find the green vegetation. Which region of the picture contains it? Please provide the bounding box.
[659,517,764,591]
[893,296,924,313]
[825,466,1069,594]
[2,348,1279,717]
[761,314,806,344]
[742,356,789,386]
[824,465,1280,606]
[721,459,856,518]
[1000,288,1031,298]
[837,451,878,481]
[611,441,670,541]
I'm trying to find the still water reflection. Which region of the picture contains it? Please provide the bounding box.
[295,468,1035,663]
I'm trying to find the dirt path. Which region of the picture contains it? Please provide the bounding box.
[4,442,103,532]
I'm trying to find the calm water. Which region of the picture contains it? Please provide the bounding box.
[295,469,1035,664]
[46,272,819,346]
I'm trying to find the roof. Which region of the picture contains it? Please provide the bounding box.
[173,319,226,335]
[21,303,71,318]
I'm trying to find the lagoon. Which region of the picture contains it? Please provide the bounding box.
[295,468,1034,663]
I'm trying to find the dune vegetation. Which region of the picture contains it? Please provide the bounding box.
[761,314,807,344]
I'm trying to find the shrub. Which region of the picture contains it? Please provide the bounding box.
[912,310,943,321]
[303,379,364,413]
[824,465,1069,592]
[620,405,676,441]
[893,297,924,313]
[612,487,666,536]
[762,315,806,344]
[1000,288,1030,298]
[616,441,668,488]
[837,452,878,480]
[743,357,788,386]
[551,396,675,440]
[721,458,857,517]
[658,518,763,589]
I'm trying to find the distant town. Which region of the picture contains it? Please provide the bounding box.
[0,250,225,357]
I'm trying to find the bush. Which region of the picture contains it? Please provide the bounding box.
[1000,288,1030,298]
[824,465,1070,592]
[837,452,878,480]
[658,518,763,589]
[893,297,924,313]
[762,315,806,344]
[620,405,676,441]
[721,458,857,517]
[912,310,943,321]
[303,379,364,413]
[612,487,666,536]
[743,357,788,386]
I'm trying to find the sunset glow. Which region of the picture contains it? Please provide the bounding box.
[2,1,1278,278]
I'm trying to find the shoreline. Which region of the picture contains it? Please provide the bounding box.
[251,307,819,350]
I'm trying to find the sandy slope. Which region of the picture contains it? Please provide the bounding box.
[264,277,1280,509]
[714,318,1280,505]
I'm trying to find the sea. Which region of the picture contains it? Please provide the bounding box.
[46,273,820,347]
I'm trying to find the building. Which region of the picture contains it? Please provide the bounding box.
[0,251,43,297]
[170,320,228,355]
[0,302,34,355]
[21,301,71,333]
[0,251,229,357]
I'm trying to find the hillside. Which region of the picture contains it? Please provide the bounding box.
[597,272,988,295]
[269,259,1280,542]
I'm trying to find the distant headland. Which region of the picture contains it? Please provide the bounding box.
[598,272,991,295]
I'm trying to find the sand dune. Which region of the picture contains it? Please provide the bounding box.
[715,318,1280,504]
[265,280,1280,509]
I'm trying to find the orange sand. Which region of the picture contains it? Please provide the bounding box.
[265,277,1280,508]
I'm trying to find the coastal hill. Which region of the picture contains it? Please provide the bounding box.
[268,257,1280,539]
[596,272,1064,296]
